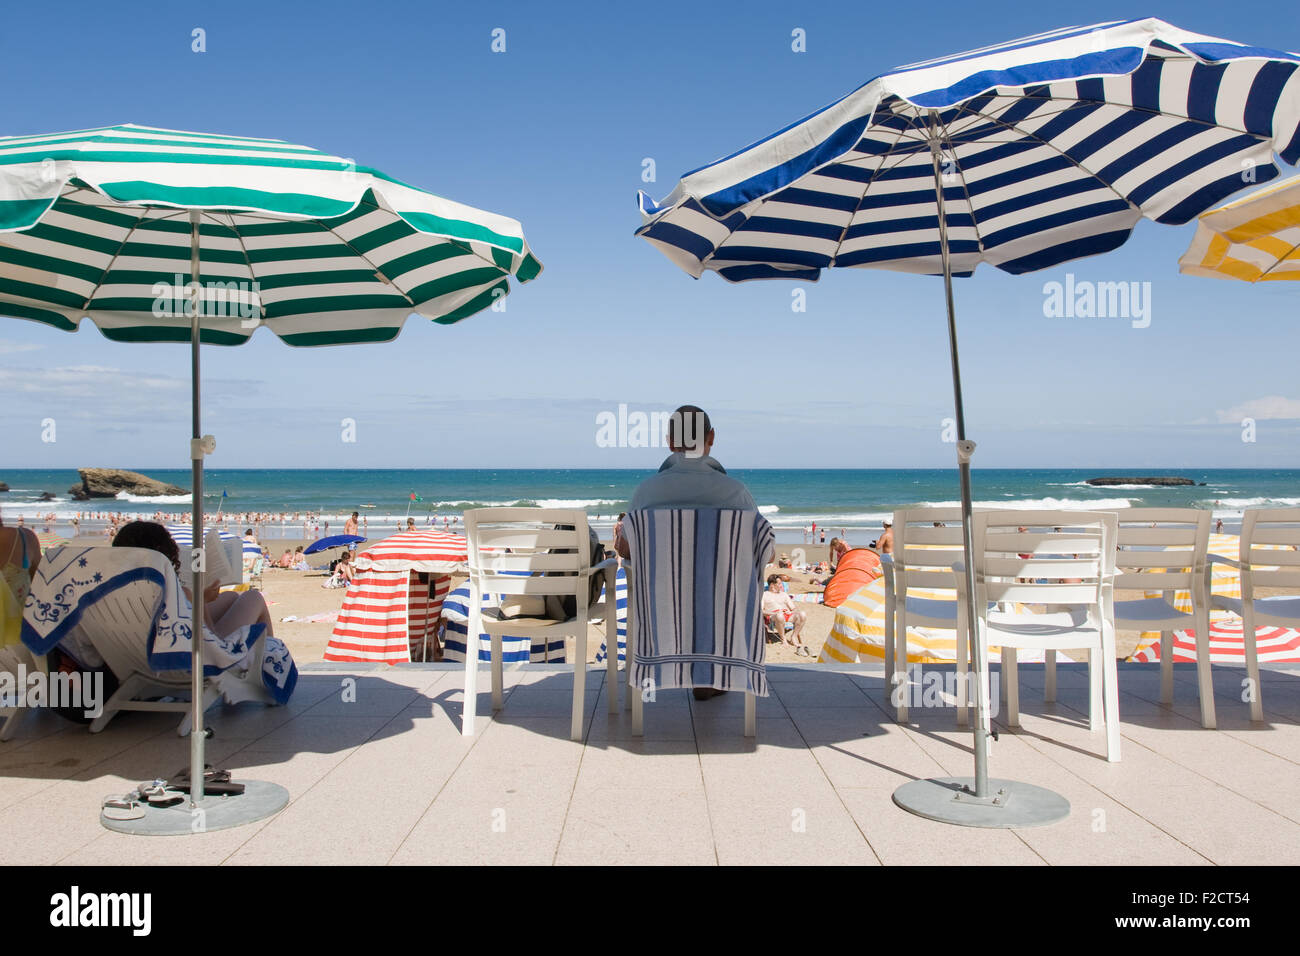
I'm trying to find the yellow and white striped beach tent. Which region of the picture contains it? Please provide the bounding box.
[1179,175,1300,282]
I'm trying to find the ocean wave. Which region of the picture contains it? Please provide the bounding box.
[115,492,192,504]
[757,505,780,515]
[1206,496,1300,509]
[917,497,1135,511]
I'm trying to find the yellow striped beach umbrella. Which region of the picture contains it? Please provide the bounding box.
[818,577,1047,664]
[1179,175,1300,282]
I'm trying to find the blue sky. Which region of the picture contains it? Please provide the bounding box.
[0,0,1297,471]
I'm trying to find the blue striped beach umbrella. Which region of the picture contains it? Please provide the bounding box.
[637,17,1300,825]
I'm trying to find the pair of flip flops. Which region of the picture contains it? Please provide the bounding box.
[101,767,245,818]
[171,765,245,797]
[101,779,185,820]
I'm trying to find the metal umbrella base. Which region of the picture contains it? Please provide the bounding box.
[893,777,1069,828]
[100,780,289,836]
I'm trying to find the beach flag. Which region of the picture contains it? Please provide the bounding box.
[410,492,422,502]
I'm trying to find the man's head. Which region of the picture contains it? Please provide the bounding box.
[667,405,713,458]
[766,574,783,590]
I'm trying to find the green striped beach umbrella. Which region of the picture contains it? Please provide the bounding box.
[0,124,542,825]
[0,124,541,343]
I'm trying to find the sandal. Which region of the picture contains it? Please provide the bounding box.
[101,796,145,821]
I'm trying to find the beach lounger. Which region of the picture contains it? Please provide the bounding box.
[461,509,618,740]
[22,546,295,736]
[0,643,45,741]
[621,508,774,737]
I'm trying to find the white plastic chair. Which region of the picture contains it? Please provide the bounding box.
[956,510,1121,762]
[1208,507,1300,722]
[620,508,773,739]
[461,508,617,741]
[883,507,967,723]
[1112,508,1214,728]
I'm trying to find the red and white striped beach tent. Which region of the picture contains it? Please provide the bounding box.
[1130,619,1300,665]
[324,529,468,663]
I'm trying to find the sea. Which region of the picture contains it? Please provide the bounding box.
[3,467,1298,543]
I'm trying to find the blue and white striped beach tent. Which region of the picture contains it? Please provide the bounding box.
[166,525,250,575]
[638,18,1300,280]
[441,566,627,665]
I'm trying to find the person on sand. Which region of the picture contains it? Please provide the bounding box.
[291,546,309,571]
[614,405,757,700]
[345,512,359,537]
[278,549,294,569]
[876,521,893,555]
[0,515,40,647]
[112,521,276,642]
[762,574,811,657]
[406,517,416,532]
[828,537,849,572]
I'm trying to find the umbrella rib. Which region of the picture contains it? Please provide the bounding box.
[1253,235,1300,282]
[953,102,1143,215]
[926,104,988,256]
[316,202,417,309]
[823,116,920,270]
[73,187,155,314]
[222,212,265,319]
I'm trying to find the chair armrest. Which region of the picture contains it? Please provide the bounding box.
[1207,553,1241,570]
[587,557,618,576]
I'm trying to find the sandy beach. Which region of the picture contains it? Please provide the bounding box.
[54,533,1154,666]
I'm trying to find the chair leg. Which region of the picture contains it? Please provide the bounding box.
[1243,605,1263,722]
[0,707,24,742]
[955,617,969,727]
[894,610,908,723]
[883,600,895,704]
[1159,631,1174,705]
[1193,606,1216,730]
[175,685,222,738]
[744,693,756,738]
[462,592,482,736]
[1044,649,1057,703]
[490,631,503,712]
[1101,624,1121,762]
[90,674,145,734]
[1005,648,1019,728]
[606,618,619,715]
[1088,647,1102,733]
[571,627,587,741]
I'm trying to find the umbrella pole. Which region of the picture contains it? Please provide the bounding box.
[890,112,1069,827]
[189,210,207,807]
[923,128,990,798]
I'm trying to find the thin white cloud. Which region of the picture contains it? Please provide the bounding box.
[1215,396,1300,423]
[0,339,43,355]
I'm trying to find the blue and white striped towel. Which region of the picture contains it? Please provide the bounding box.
[622,509,774,695]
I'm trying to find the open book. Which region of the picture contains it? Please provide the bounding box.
[203,529,241,589]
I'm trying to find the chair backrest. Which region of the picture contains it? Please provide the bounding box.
[970,510,1117,607]
[621,508,774,693]
[892,507,968,596]
[1240,507,1300,596]
[463,508,595,603]
[1113,507,1211,592]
